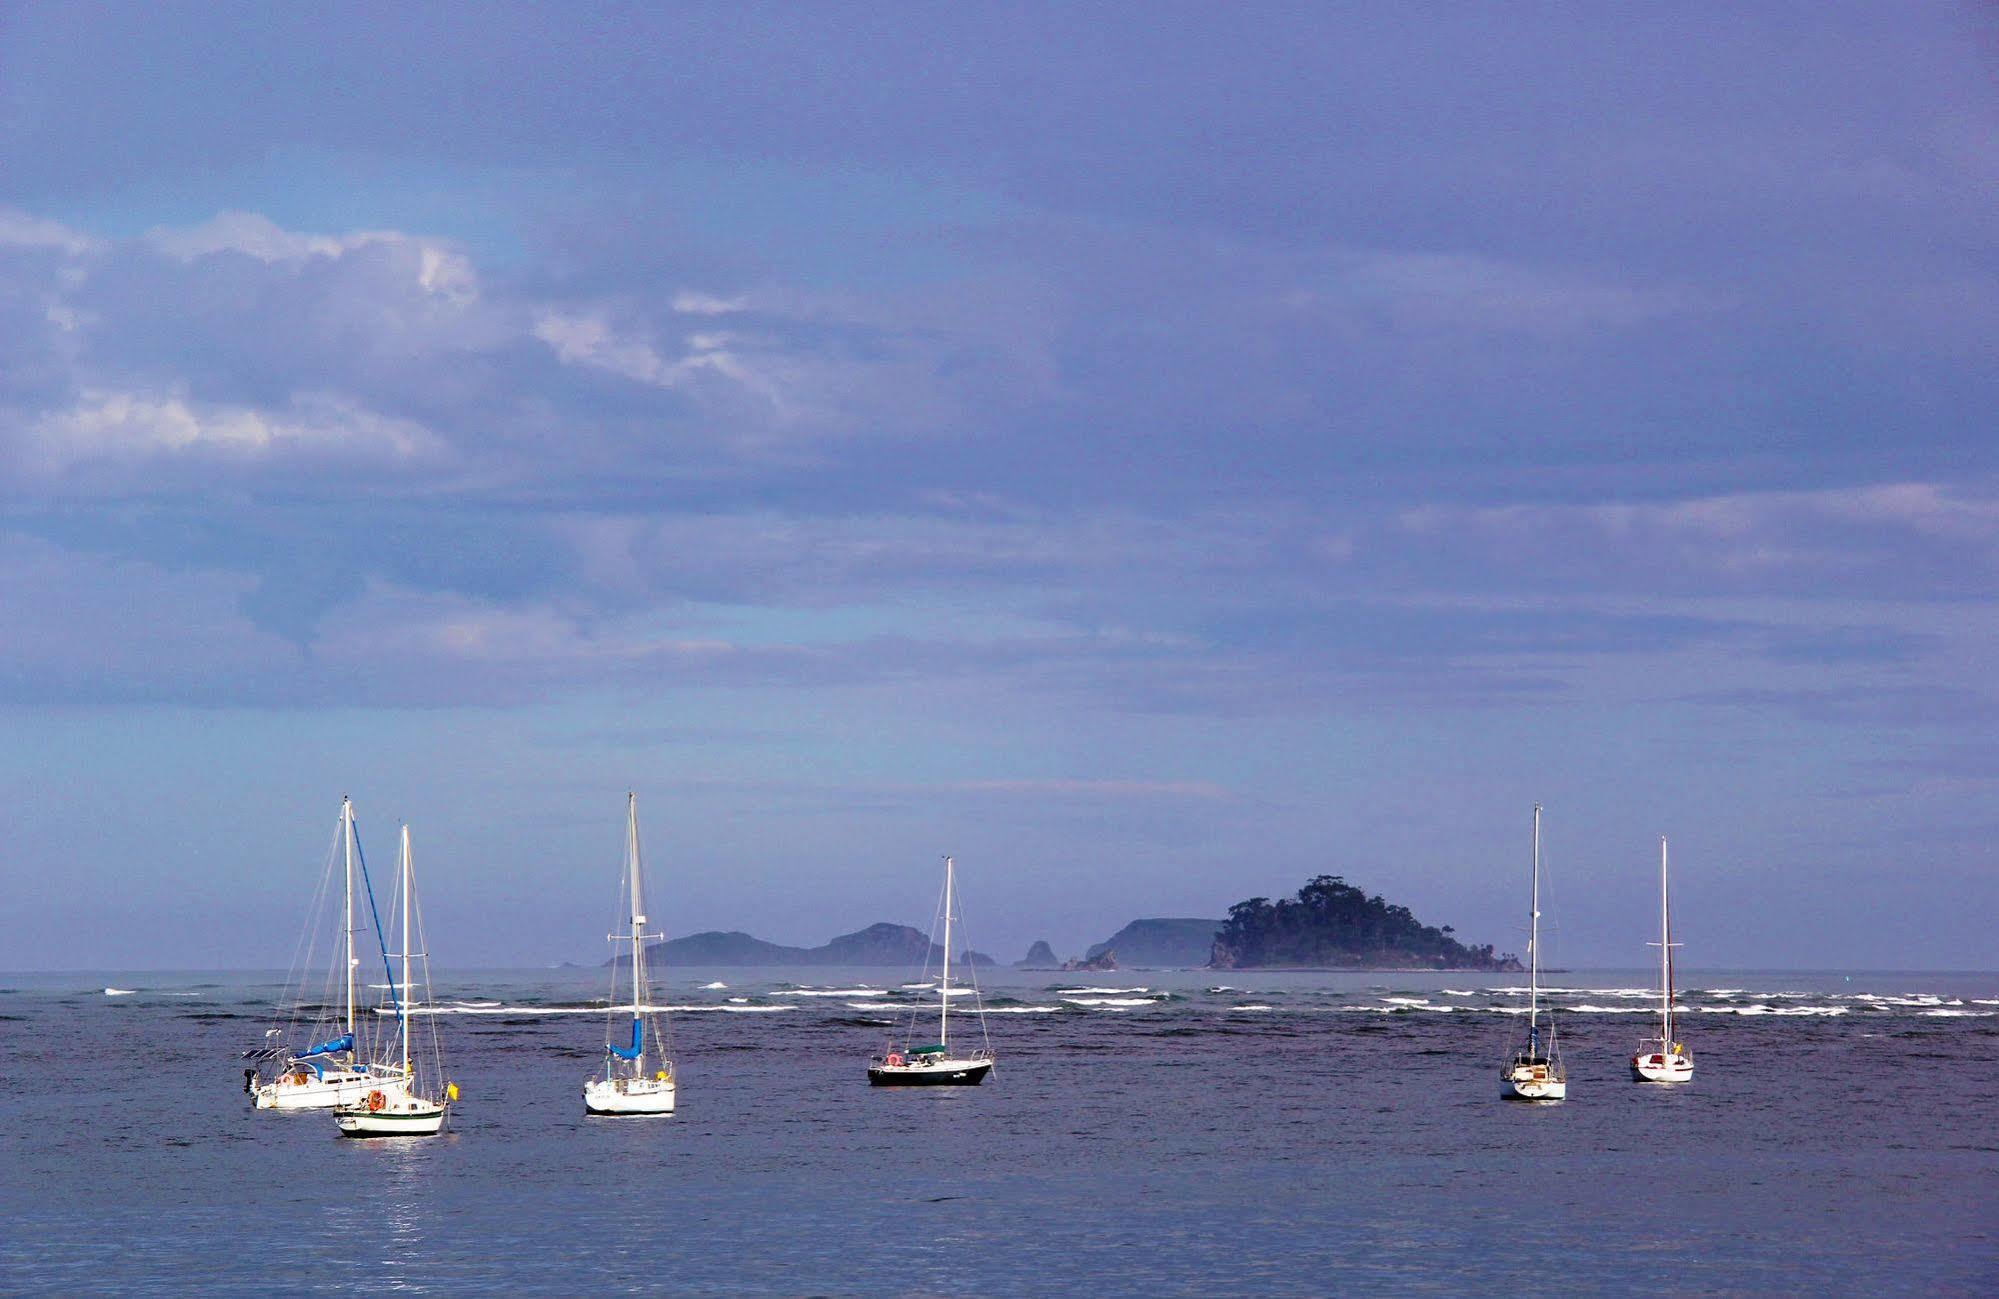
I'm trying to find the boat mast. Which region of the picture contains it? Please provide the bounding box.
[343,797,356,1063]
[1529,804,1542,1052]
[940,856,953,1050]
[628,792,644,1071]
[1660,835,1672,1046]
[399,824,411,1079]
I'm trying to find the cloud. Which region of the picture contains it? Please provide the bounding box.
[1322,249,1721,335]
[532,311,781,410]
[0,535,802,707]
[0,199,1990,739]
[0,207,100,257]
[672,290,753,315]
[1685,685,1999,728]
[1395,482,1999,599]
[530,277,1057,449]
[145,210,477,304]
[16,389,444,474]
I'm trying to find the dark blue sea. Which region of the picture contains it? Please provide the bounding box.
[3,968,1995,1295]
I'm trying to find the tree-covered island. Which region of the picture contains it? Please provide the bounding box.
[1210,875,1521,970]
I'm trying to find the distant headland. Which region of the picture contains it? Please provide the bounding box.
[607,875,1514,971]
[611,922,997,968]
[1086,919,1223,968]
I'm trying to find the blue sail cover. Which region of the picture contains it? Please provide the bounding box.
[298,1033,353,1059]
[608,1017,643,1061]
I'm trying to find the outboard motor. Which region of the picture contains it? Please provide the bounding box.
[243,1067,258,1095]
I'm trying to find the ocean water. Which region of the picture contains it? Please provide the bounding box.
[3,967,1996,1295]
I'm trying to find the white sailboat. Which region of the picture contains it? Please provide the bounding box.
[1501,804,1567,1102]
[335,824,454,1137]
[868,855,994,1086]
[246,797,377,1111]
[584,793,676,1116]
[1632,835,1693,1083]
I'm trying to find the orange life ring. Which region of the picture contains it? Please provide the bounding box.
[885,1052,903,1067]
[366,1090,386,1112]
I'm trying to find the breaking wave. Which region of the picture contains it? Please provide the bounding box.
[1061,997,1160,1007]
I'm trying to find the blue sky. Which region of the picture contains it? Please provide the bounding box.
[1,5,1994,970]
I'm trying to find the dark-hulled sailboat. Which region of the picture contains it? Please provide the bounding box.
[868,856,994,1086]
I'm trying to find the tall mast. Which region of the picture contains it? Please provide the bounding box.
[628,793,644,1061]
[940,856,953,1050]
[1660,835,1672,1045]
[1529,805,1542,1045]
[343,797,356,1059]
[399,824,411,1078]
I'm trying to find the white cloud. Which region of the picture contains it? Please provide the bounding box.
[20,390,443,472]
[1396,481,1999,595]
[0,207,100,256]
[532,311,791,417]
[672,290,753,315]
[146,211,477,304]
[415,244,478,304]
[1409,483,1999,542]
[532,312,674,385]
[1558,484,1999,552]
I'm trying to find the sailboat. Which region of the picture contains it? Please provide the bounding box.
[868,855,994,1086]
[1501,804,1567,1102]
[584,793,676,1116]
[334,824,454,1137]
[246,797,377,1111]
[1632,836,1694,1083]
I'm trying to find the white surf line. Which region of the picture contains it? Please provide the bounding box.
[378,1003,800,1016]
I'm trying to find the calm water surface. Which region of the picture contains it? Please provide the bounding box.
[3,967,1995,1295]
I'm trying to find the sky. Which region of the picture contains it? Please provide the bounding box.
[1,4,1994,971]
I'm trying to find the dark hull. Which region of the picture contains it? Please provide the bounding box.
[867,1061,992,1087]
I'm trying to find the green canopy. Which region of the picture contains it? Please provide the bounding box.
[909,1044,947,1056]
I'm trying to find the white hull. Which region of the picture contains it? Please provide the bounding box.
[1502,1065,1567,1102]
[585,1076,676,1114]
[253,1068,373,1111]
[335,1106,446,1136]
[1638,838,1692,1085]
[1501,808,1565,1104]
[335,1082,447,1137]
[1631,1051,1694,1083]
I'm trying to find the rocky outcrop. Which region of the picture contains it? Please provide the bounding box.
[1015,940,1059,968]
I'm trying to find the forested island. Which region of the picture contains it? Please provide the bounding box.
[1210,875,1519,971]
